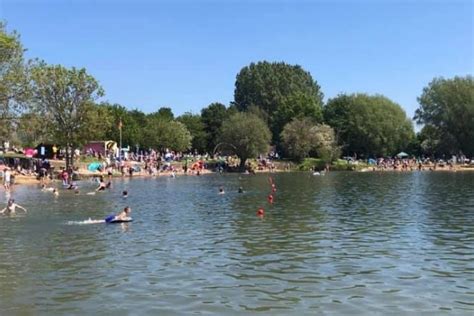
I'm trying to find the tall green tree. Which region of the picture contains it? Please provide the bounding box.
[16,112,52,147]
[97,103,145,149]
[201,102,233,152]
[281,117,340,161]
[31,64,104,168]
[144,117,192,152]
[154,107,174,121]
[324,93,414,157]
[218,112,271,170]
[0,23,30,142]
[414,76,474,156]
[177,112,208,153]
[234,61,324,142]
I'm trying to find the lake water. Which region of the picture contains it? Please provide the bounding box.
[0,172,473,315]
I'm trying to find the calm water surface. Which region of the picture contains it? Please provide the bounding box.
[0,172,473,315]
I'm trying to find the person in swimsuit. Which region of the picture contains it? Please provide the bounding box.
[116,206,131,220]
[3,167,11,191]
[105,206,132,222]
[0,199,27,215]
[96,180,107,192]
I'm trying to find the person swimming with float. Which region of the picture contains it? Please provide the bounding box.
[218,187,225,194]
[105,206,132,223]
[0,199,27,215]
[96,179,107,192]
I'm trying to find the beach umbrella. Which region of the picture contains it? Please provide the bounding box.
[396,152,409,158]
[87,162,102,171]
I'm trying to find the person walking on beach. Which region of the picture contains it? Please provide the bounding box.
[0,199,27,215]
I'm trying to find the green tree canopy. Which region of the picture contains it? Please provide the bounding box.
[324,93,414,157]
[144,117,192,152]
[177,112,208,153]
[0,23,30,141]
[281,117,340,161]
[234,61,323,142]
[218,112,271,170]
[201,102,235,152]
[96,103,147,149]
[31,63,104,168]
[414,76,474,156]
[148,107,174,121]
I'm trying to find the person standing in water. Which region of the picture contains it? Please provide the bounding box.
[0,199,27,215]
[3,167,11,191]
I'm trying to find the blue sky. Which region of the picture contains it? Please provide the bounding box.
[1,0,472,120]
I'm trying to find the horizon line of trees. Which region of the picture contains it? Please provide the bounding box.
[1,22,473,169]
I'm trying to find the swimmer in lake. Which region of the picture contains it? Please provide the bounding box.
[96,180,106,192]
[116,206,131,220]
[106,206,132,222]
[219,187,225,194]
[0,199,27,215]
[238,186,244,193]
[122,190,128,198]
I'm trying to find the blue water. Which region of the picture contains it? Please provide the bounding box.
[0,172,473,314]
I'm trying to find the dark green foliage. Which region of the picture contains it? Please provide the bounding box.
[201,102,233,152]
[234,61,323,143]
[414,76,474,156]
[0,23,30,141]
[177,112,208,153]
[324,93,415,157]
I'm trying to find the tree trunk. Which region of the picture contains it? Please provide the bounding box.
[239,157,247,172]
[70,147,75,170]
[65,144,70,171]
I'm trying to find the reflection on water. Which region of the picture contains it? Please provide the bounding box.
[0,172,473,314]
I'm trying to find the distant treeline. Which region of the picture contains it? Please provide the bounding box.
[1,22,473,169]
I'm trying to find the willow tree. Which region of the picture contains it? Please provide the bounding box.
[218,112,271,170]
[31,64,104,169]
[281,117,340,162]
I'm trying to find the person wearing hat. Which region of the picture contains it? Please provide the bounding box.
[0,199,27,215]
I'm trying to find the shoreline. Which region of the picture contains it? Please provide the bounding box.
[10,166,474,185]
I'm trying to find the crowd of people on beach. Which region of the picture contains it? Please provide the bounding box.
[362,156,474,172]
